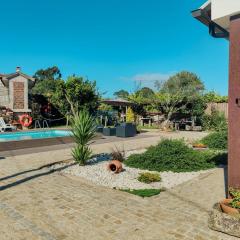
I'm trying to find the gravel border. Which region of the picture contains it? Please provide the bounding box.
[49,149,214,190]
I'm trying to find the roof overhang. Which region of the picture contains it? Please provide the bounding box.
[192,0,229,39]
[0,72,35,88]
[101,99,134,107]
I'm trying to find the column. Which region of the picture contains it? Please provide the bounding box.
[228,14,240,189]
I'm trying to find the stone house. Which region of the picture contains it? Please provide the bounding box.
[0,67,35,116]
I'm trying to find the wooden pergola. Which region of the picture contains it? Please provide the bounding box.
[101,98,134,107]
[192,0,240,190]
[101,98,135,123]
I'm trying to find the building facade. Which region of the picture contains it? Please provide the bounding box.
[0,67,35,115]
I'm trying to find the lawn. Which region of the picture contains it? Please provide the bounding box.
[120,189,162,197]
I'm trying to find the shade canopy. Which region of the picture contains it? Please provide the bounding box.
[101,98,134,107]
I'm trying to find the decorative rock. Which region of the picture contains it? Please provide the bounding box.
[209,203,240,238]
[49,150,214,190]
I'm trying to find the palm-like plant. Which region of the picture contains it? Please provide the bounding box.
[71,110,97,165]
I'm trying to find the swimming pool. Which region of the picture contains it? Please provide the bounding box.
[0,130,72,142]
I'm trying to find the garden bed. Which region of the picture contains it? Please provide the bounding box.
[49,150,214,190]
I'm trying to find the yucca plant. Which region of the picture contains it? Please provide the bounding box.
[71,110,97,165]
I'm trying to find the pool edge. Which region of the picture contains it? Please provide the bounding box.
[0,136,74,152]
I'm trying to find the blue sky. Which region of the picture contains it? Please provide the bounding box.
[0,0,229,97]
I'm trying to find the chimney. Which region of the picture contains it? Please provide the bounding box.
[16,67,21,73]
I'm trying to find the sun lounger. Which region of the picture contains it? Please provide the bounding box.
[0,117,17,132]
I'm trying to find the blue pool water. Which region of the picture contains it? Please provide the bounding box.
[0,130,72,142]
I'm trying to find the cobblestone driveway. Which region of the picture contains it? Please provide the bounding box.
[0,133,238,240]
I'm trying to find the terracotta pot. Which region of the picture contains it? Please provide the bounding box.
[192,143,207,149]
[107,160,122,174]
[220,199,240,215]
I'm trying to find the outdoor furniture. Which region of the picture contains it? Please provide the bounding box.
[174,122,180,131]
[140,117,152,127]
[12,121,22,130]
[103,127,116,136]
[96,126,104,133]
[116,123,136,138]
[0,117,17,132]
[185,125,192,131]
[192,126,202,131]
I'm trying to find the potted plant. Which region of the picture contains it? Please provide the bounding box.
[220,188,240,215]
[192,143,207,149]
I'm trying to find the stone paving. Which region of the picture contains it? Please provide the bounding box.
[0,131,238,240]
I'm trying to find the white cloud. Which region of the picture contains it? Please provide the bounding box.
[133,73,171,82]
[120,72,174,89]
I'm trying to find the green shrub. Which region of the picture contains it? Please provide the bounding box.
[230,198,240,209]
[120,189,162,197]
[201,110,227,132]
[125,139,227,172]
[72,145,92,165]
[228,188,240,210]
[229,188,240,199]
[71,110,97,165]
[138,172,161,184]
[201,131,227,150]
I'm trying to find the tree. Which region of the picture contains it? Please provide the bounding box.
[154,71,205,128]
[30,67,64,121]
[126,107,135,123]
[50,79,69,116]
[34,66,62,82]
[156,71,204,93]
[127,87,155,117]
[64,76,100,116]
[98,103,113,112]
[204,91,228,103]
[113,89,129,99]
[32,67,100,118]
[135,87,155,99]
[31,66,62,96]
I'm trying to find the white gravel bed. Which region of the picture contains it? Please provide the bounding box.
[49,149,214,190]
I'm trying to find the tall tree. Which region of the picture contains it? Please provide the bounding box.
[113,89,129,99]
[34,66,61,82]
[154,71,205,128]
[135,87,155,99]
[32,67,100,118]
[64,75,100,116]
[31,66,62,96]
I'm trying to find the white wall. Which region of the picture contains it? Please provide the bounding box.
[212,0,240,20]
[212,0,240,29]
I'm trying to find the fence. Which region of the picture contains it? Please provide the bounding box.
[205,102,228,118]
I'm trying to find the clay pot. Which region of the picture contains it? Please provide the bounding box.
[220,199,240,215]
[192,143,207,149]
[107,160,122,174]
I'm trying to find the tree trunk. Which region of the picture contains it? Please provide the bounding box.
[161,112,173,130]
[66,95,77,117]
